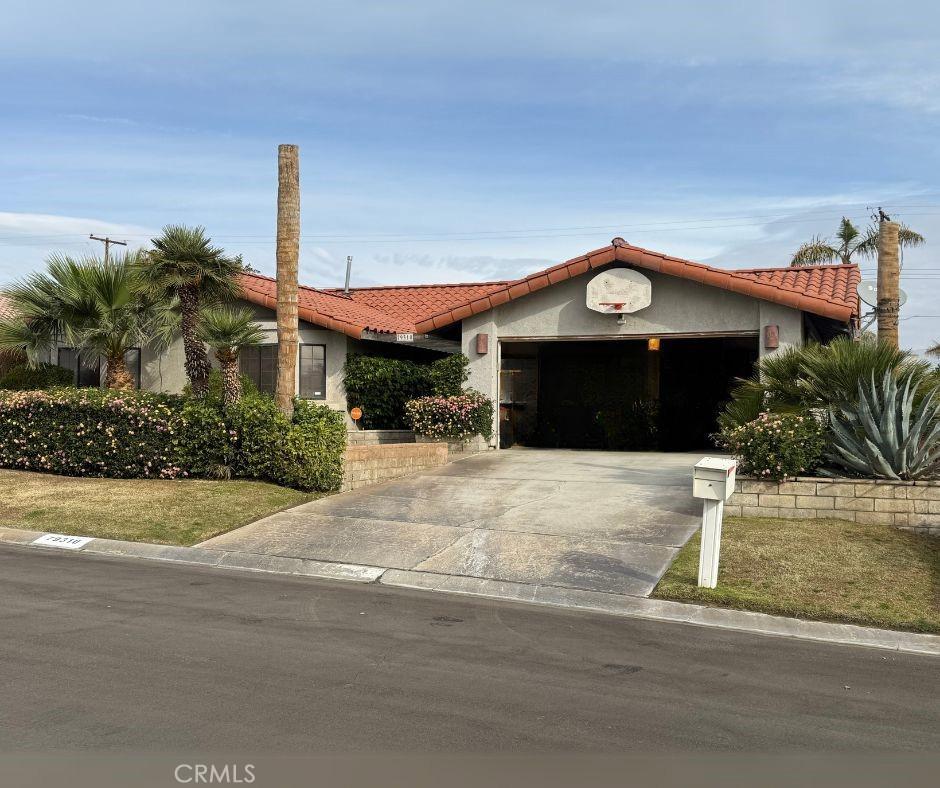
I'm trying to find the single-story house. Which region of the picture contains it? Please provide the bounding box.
[53,239,861,450]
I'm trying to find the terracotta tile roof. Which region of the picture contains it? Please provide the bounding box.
[239,240,860,338]
[413,240,860,332]
[0,294,13,320]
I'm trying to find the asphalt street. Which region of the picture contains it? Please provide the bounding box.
[1,545,938,753]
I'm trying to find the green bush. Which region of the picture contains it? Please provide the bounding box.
[718,336,936,431]
[0,388,191,478]
[0,362,74,390]
[405,390,494,441]
[343,353,470,429]
[0,386,346,492]
[227,394,347,492]
[719,412,826,481]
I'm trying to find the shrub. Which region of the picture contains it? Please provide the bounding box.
[0,386,346,492]
[0,388,189,478]
[405,390,494,442]
[227,394,347,492]
[343,353,470,429]
[718,336,937,431]
[0,362,74,390]
[719,411,826,480]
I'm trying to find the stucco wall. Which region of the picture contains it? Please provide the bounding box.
[140,299,350,411]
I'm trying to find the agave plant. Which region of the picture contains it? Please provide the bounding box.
[826,371,940,480]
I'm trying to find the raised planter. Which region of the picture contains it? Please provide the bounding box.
[416,433,490,457]
[727,477,940,536]
[346,429,415,446]
[341,442,447,492]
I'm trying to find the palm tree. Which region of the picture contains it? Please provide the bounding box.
[928,342,939,357]
[139,225,242,396]
[198,306,265,406]
[0,252,167,389]
[275,145,301,419]
[790,217,924,267]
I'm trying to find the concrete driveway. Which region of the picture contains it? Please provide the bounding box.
[201,449,705,598]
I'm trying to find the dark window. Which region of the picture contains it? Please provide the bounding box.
[57,347,100,387]
[124,348,141,389]
[299,344,326,399]
[239,345,278,395]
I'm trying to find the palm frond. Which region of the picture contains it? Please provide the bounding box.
[790,238,840,266]
[853,222,925,260]
[198,306,266,352]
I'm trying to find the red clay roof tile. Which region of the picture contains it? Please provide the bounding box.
[239,241,860,339]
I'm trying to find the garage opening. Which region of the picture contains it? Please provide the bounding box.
[499,336,758,451]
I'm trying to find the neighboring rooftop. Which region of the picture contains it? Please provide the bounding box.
[238,240,861,339]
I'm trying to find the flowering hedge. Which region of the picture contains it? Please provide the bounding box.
[0,388,201,479]
[718,411,825,481]
[405,390,493,442]
[0,387,346,491]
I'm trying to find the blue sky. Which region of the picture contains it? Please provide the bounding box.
[2,1,939,353]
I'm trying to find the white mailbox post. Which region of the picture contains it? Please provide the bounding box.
[692,457,737,589]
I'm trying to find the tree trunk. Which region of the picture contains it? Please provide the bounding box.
[216,349,242,407]
[178,284,212,395]
[275,143,300,419]
[104,353,134,390]
[877,220,900,348]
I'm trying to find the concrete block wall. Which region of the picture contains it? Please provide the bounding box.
[341,443,448,492]
[726,478,940,536]
[346,429,416,446]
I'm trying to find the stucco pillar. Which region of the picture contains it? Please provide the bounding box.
[462,312,500,447]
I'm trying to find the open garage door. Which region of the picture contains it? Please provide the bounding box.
[500,336,758,451]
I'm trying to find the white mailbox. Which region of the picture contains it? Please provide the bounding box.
[692,456,737,589]
[692,457,737,501]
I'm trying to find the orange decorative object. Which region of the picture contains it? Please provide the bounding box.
[350,407,363,421]
[647,337,661,351]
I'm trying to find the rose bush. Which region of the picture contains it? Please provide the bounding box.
[718,411,825,481]
[405,390,493,442]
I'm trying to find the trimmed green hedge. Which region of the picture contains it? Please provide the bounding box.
[343,353,469,429]
[0,362,73,390]
[0,387,347,492]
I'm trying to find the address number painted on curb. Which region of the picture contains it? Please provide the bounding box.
[32,533,93,550]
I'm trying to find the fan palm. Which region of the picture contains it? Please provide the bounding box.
[717,335,936,431]
[790,217,924,267]
[198,306,265,405]
[0,252,168,389]
[138,225,242,396]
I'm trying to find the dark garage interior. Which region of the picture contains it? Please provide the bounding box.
[500,336,758,451]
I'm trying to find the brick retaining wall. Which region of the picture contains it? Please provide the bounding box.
[727,478,940,536]
[346,429,416,446]
[341,442,448,492]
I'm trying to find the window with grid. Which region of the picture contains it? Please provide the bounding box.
[239,345,278,395]
[299,344,326,399]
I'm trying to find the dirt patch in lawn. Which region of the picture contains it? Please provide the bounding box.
[0,470,316,546]
[652,516,940,634]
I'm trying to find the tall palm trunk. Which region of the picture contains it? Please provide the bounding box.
[275,143,300,419]
[178,284,212,395]
[104,353,134,390]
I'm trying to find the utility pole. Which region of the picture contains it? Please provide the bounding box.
[876,210,901,348]
[89,234,127,265]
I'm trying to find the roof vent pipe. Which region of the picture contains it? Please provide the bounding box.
[344,255,353,295]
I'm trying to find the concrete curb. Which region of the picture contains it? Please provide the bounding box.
[2,526,938,657]
[379,569,940,656]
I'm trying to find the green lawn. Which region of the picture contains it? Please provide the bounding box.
[653,516,940,634]
[0,470,316,546]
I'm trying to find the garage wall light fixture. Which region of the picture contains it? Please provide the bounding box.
[647,337,660,351]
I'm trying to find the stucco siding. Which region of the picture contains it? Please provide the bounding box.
[492,268,761,339]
